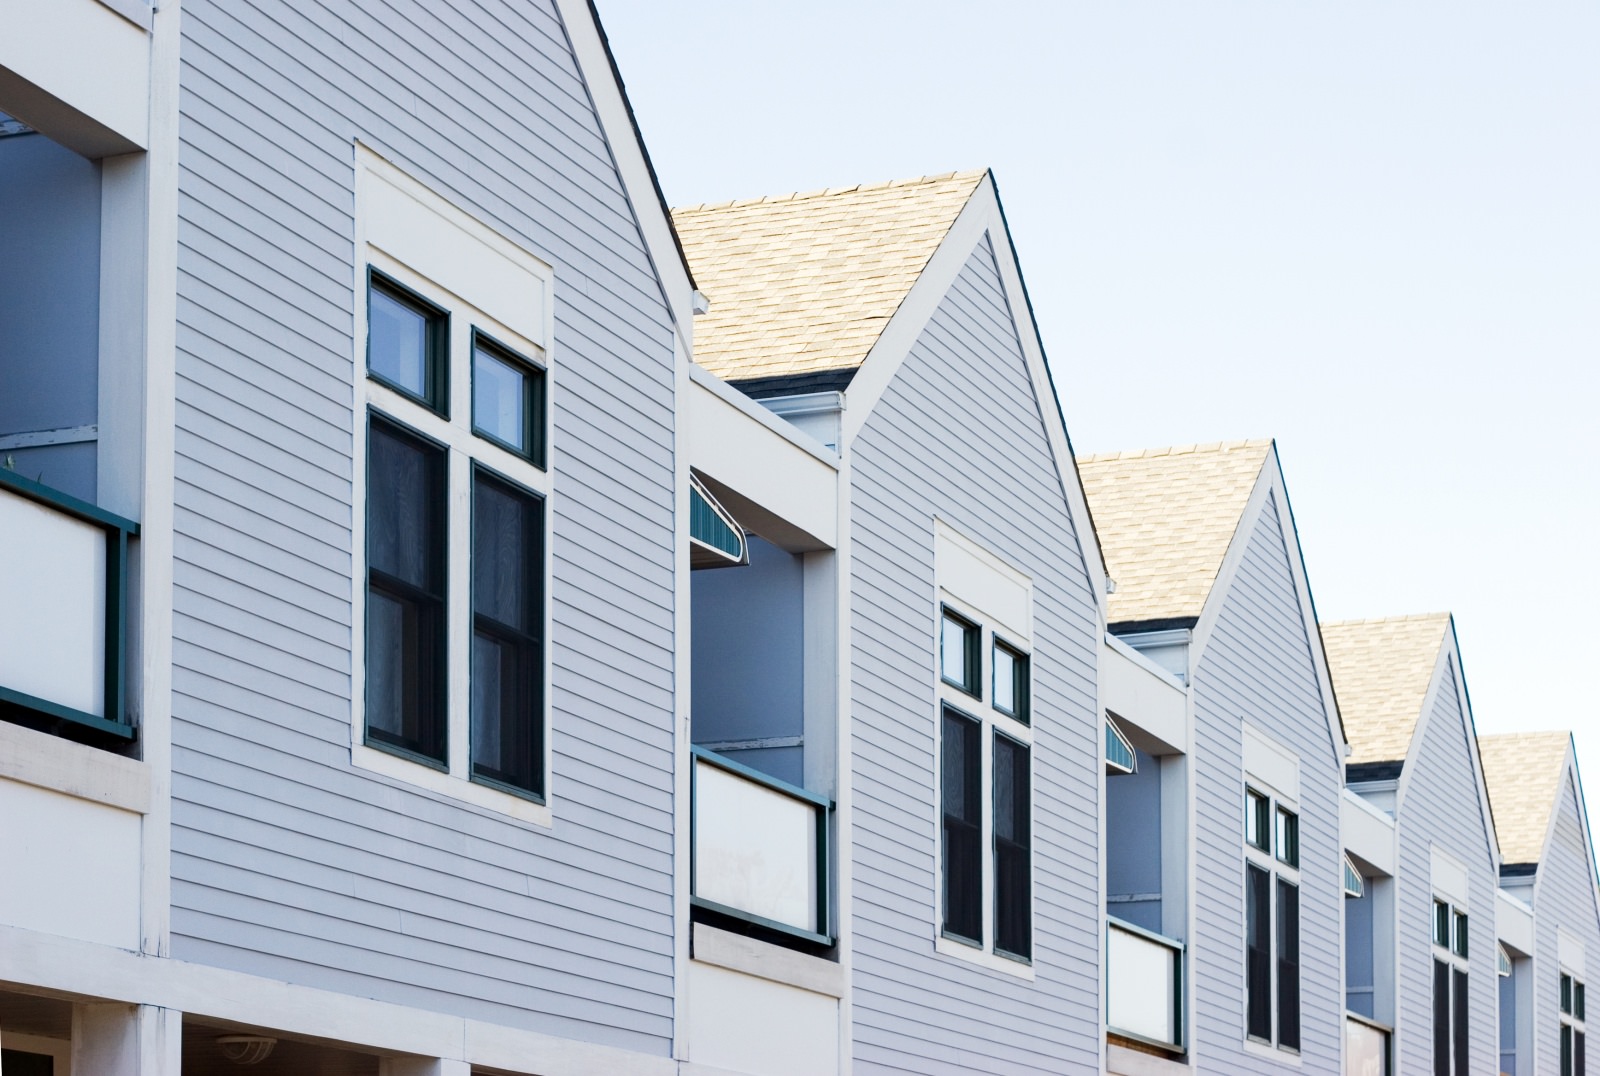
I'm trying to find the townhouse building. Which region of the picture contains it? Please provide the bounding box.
[1078,440,1348,1075]
[1480,732,1600,1076]
[4,3,1600,1076]
[672,170,1109,1074]
[1322,614,1501,1075]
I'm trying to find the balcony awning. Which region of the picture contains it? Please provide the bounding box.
[690,474,748,569]
[1105,715,1137,775]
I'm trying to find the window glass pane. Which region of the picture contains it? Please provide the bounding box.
[1246,864,1272,1040]
[994,734,1030,960]
[941,707,982,943]
[1577,1028,1586,1076]
[365,418,445,762]
[473,340,529,453]
[993,643,1015,712]
[1276,807,1299,868]
[1566,975,1575,1015]
[368,420,443,590]
[1246,789,1269,851]
[368,277,443,406]
[1452,967,1469,1076]
[1579,981,1587,1022]
[1453,910,1468,959]
[1277,879,1300,1050]
[471,471,543,797]
[1434,900,1451,948]
[940,611,978,694]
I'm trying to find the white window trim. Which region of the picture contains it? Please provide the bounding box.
[350,150,555,828]
[1243,764,1301,1055]
[933,583,1035,981]
[1431,894,1470,1073]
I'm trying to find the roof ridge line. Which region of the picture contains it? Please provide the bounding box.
[1076,437,1274,464]
[671,169,988,214]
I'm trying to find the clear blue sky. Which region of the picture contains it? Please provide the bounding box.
[599,2,1600,782]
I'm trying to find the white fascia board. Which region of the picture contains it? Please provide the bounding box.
[1497,887,1535,955]
[1101,634,1187,755]
[1343,787,1397,877]
[688,370,838,552]
[551,0,695,334]
[840,173,1109,624]
[0,923,678,1075]
[0,0,150,155]
[1190,445,1348,768]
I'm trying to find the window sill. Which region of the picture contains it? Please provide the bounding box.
[1242,1038,1300,1066]
[0,719,149,813]
[352,743,553,828]
[692,923,844,997]
[934,934,1035,980]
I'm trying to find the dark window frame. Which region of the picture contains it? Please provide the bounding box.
[990,636,1030,725]
[939,606,982,698]
[364,411,449,767]
[468,462,547,803]
[367,268,450,415]
[940,704,984,947]
[470,328,547,469]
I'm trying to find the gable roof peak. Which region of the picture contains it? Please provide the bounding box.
[671,170,988,391]
[1075,438,1274,625]
[1479,731,1574,866]
[1321,613,1453,767]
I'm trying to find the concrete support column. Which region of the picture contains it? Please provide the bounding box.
[71,1003,181,1075]
[379,1059,470,1076]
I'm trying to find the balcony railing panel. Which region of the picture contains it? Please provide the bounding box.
[1107,917,1183,1050]
[0,470,136,740]
[691,747,832,945]
[1345,1014,1391,1076]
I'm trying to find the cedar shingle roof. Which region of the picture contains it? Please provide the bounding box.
[1479,731,1571,866]
[1076,440,1273,625]
[1321,615,1452,766]
[671,171,986,386]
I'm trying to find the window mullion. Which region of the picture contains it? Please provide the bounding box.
[446,446,473,779]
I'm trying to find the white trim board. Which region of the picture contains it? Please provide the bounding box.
[550,0,695,334]
[0,923,676,1076]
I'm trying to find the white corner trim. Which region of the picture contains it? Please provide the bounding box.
[550,0,695,334]
[691,924,845,998]
[0,721,150,813]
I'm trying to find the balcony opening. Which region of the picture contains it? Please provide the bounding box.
[1344,854,1394,1074]
[688,485,838,952]
[1105,724,1186,1055]
[0,114,101,503]
[0,102,142,749]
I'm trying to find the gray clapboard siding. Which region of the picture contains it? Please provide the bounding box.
[169,0,678,1054]
[1189,492,1344,1073]
[1392,656,1497,1072]
[1533,770,1600,1070]
[849,236,1102,1074]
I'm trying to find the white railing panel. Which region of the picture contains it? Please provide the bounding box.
[695,758,818,933]
[1346,1017,1389,1076]
[1108,921,1180,1046]
[0,486,105,717]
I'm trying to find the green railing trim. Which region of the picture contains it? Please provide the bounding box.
[688,476,746,563]
[0,685,136,741]
[0,467,139,535]
[691,744,833,810]
[0,470,139,743]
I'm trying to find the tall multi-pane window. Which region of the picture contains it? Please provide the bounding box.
[1244,785,1299,1052]
[361,262,549,807]
[1432,897,1470,1076]
[932,533,1035,972]
[1562,971,1587,1076]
